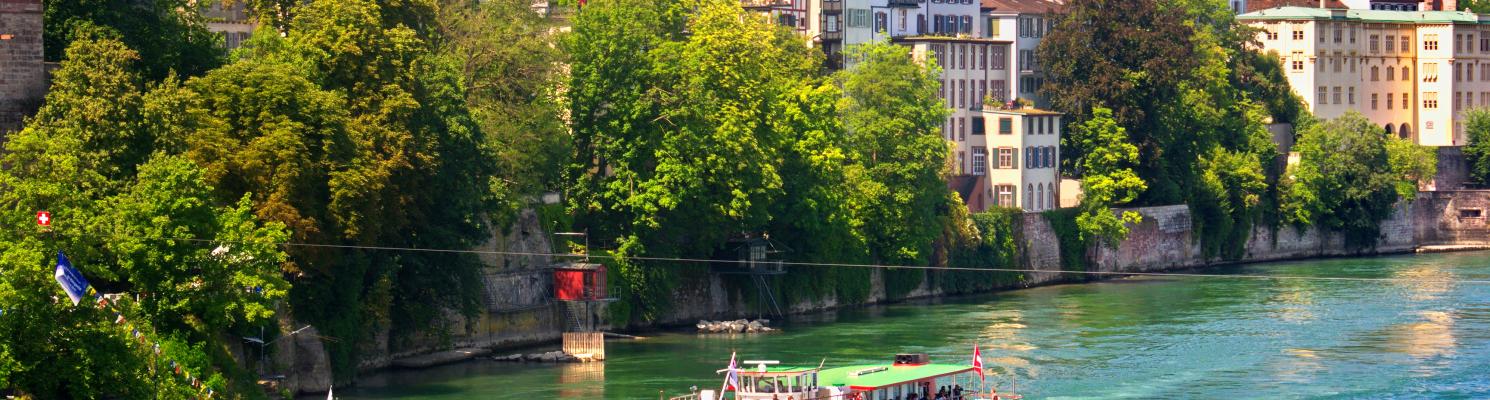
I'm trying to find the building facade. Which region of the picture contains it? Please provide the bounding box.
[981,107,1062,212]
[1241,6,1490,146]
[903,37,1013,181]
[980,0,1062,107]
[0,0,46,135]
[743,0,814,35]
[201,2,255,52]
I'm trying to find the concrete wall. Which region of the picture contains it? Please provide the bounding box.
[1413,190,1490,247]
[0,0,46,134]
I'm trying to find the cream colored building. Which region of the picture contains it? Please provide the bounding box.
[903,37,1013,182]
[980,107,1062,212]
[1240,6,1490,146]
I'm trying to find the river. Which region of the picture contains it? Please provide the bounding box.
[337,251,1490,399]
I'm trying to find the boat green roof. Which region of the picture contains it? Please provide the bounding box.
[817,364,975,389]
[1238,6,1489,24]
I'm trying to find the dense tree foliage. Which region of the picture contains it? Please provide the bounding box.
[0,38,288,398]
[567,0,959,321]
[1463,109,1490,186]
[44,0,224,80]
[1040,0,1288,256]
[1069,107,1145,245]
[1282,112,1435,248]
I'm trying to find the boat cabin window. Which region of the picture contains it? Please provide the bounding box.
[746,374,813,393]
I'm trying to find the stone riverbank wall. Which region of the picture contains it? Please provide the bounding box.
[287,191,1490,394]
[648,190,1490,326]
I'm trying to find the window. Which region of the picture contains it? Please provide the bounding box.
[1386,35,1396,52]
[1402,36,1411,53]
[1267,29,1279,41]
[875,12,887,33]
[998,148,1014,168]
[1026,184,1034,209]
[1372,93,1379,110]
[958,116,965,141]
[977,46,985,70]
[991,46,1005,70]
[1425,63,1437,82]
[1025,147,1033,169]
[1426,34,1439,50]
[1403,66,1410,81]
[1320,23,1328,42]
[962,16,973,34]
[1456,92,1462,111]
[1291,52,1304,71]
[1483,33,1490,52]
[1388,93,1395,110]
[960,45,967,69]
[1372,66,1380,81]
[1037,184,1045,210]
[1456,63,1463,82]
[1293,28,1304,41]
[1019,50,1033,71]
[826,15,839,32]
[1318,86,1328,105]
[987,17,998,37]
[972,116,985,135]
[1457,34,1464,53]
[1371,35,1380,53]
[933,15,945,33]
[1334,24,1342,43]
[1350,26,1356,43]
[1461,209,1483,219]
[996,185,1015,208]
[847,9,870,28]
[1333,87,1342,105]
[1387,66,1395,81]
[972,147,987,175]
[1425,92,1439,109]
[999,117,1012,134]
[899,10,907,31]
[958,80,965,108]
[1349,87,1355,105]
[1332,56,1341,73]
[1403,92,1410,109]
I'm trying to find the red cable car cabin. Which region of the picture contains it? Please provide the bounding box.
[554,263,607,301]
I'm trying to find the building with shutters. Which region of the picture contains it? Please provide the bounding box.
[1241,6,1490,146]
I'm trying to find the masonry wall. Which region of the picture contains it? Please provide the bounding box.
[0,0,46,134]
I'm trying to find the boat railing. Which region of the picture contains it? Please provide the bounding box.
[667,394,700,400]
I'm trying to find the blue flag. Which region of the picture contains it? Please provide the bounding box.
[54,251,90,306]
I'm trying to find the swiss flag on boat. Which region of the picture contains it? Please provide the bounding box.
[972,344,985,383]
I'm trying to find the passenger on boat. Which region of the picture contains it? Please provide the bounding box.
[953,384,963,399]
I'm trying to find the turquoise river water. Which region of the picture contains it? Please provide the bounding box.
[338,252,1490,399]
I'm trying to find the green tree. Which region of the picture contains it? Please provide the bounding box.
[1071,107,1146,245]
[437,0,571,209]
[836,39,953,266]
[0,38,287,397]
[44,0,224,80]
[1462,108,1490,186]
[1283,112,1434,248]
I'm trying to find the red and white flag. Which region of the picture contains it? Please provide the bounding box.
[972,344,985,383]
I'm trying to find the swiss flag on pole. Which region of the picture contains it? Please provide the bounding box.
[36,211,51,227]
[972,344,985,383]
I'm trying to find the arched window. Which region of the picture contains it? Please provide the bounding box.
[1037,184,1046,210]
[1400,123,1411,139]
[1403,66,1410,81]
[1387,66,1395,81]
[1386,124,1395,136]
[1371,66,1380,81]
[1026,183,1034,210]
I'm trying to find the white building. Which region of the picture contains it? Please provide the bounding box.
[981,106,1063,212]
[1240,6,1490,146]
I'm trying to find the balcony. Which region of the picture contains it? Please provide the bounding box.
[741,0,791,9]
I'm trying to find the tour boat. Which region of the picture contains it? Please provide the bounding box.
[671,353,1022,400]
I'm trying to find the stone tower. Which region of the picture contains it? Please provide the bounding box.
[0,0,46,135]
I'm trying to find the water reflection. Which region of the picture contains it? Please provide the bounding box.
[1385,310,1457,361]
[557,362,604,398]
[1392,263,1456,302]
